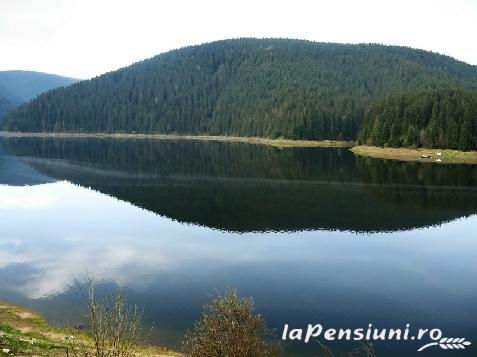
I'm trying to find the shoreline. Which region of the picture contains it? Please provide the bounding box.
[0,301,181,356]
[0,131,355,148]
[352,145,477,164]
[1,131,476,164]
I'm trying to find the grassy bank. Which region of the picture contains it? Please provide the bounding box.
[0,131,355,148]
[0,302,181,357]
[351,145,477,164]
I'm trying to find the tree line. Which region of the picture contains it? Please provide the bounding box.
[4,39,477,143]
[358,89,477,150]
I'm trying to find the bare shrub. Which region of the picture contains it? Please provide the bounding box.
[182,288,280,357]
[85,277,144,357]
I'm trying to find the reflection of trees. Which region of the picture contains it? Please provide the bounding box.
[2,137,358,181]
[356,156,477,212]
[4,137,477,233]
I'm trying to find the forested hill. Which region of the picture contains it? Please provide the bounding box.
[4,39,477,140]
[0,70,78,123]
[358,89,477,150]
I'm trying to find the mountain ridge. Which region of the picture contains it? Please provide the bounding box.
[4,39,477,142]
[0,70,78,124]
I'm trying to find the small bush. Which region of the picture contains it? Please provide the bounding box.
[182,289,280,357]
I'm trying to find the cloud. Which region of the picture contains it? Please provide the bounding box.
[0,184,58,209]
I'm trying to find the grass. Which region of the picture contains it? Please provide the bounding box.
[0,302,181,356]
[0,131,355,148]
[351,145,477,164]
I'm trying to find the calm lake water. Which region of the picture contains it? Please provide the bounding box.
[1,137,477,356]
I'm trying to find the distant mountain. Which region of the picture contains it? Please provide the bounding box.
[3,39,477,142]
[0,89,21,120]
[0,70,78,124]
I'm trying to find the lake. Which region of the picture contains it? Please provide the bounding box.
[0,137,476,356]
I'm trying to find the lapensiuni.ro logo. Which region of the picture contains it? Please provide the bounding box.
[281,324,472,352]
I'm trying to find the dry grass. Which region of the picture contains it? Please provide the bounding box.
[351,145,477,164]
[0,301,181,357]
[0,302,84,356]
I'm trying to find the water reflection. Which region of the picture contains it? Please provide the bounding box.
[3,137,477,232]
[1,138,477,356]
[0,144,52,186]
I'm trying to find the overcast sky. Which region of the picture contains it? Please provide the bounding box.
[0,0,476,79]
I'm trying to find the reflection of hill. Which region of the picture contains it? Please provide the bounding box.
[0,143,53,186]
[3,137,477,232]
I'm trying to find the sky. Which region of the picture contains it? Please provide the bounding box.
[0,0,476,79]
